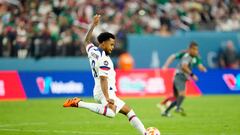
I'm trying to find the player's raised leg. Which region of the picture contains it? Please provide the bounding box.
[119,104,146,135]
[63,97,116,118]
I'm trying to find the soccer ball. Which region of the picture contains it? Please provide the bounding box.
[145,127,160,135]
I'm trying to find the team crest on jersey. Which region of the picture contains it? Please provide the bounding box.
[104,60,109,66]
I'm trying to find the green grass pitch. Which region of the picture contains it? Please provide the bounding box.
[0,95,240,135]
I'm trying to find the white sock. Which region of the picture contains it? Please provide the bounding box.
[78,101,116,118]
[127,110,146,135]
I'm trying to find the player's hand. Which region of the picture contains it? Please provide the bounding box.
[192,74,198,81]
[198,64,207,73]
[92,14,100,26]
[202,67,207,73]
[107,98,114,105]
[107,98,116,112]
[162,66,168,71]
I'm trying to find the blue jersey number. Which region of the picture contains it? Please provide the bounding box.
[91,60,98,77]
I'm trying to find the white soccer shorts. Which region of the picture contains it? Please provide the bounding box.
[94,90,125,113]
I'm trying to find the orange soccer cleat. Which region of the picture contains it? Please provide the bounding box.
[63,97,81,107]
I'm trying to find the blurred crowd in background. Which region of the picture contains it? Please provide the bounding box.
[0,0,240,67]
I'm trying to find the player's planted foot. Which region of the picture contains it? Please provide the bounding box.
[175,108,187,116]
[63,97,81,107]
[161,112,171,117]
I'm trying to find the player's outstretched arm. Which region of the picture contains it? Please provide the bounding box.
[100,75,115,111]
[84,14,101,47]
[162,54,176,69]
[100,76,110,100]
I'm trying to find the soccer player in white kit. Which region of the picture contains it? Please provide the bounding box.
[63,14,146,135]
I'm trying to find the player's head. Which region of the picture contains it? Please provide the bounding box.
[188,41,199,57]
[97,32,115,55]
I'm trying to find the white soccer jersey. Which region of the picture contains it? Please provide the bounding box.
[86,43,117,94]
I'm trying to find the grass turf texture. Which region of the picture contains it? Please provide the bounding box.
[0,95,239,135]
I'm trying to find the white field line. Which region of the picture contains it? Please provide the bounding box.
[0,122,47,127]
[0,128,123,135]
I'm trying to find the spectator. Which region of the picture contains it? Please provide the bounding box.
[15,18,28,58]
[218,40,240,69]
[159,24,171,37]
[0,21,3,56]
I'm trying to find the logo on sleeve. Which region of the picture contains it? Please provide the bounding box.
[104,61,109,66]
